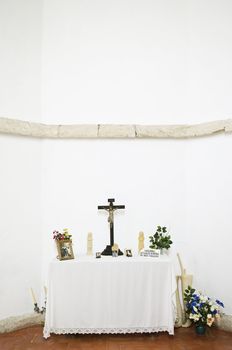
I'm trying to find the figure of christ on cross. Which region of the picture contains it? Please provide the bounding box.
[98,198,125,256]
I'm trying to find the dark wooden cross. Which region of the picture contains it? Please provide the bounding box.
[98,198,125,255]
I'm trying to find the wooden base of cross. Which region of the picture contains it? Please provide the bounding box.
[98,198,125,256]
[101,245,123,256]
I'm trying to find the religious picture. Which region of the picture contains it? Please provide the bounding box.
[56,240,74,261]
[125,249,132,257]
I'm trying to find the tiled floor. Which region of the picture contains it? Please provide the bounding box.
[0,325,232,350]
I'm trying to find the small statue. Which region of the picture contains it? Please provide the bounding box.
[112,243,119,253]
[138,231,144,253]
[87,232,93,255]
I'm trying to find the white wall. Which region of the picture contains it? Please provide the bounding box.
[42,0,232,124]
[1,0,232,320]
[0,0,42,319]
[41,0,232,315]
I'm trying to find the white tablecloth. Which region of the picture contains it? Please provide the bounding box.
[43,255,176,338]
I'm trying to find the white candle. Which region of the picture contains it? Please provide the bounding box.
[30,288,37,304]
[44,286,47,298]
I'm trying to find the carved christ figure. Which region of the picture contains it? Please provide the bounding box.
[108,207,114,224]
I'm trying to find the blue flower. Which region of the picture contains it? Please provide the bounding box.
[216,300,224,308]
[192,294,200,303]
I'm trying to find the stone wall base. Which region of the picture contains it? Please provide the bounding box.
[0,313,44,334]
[0,313,231,334]
[217,314,232,332]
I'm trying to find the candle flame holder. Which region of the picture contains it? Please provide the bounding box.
[33,298,46,314]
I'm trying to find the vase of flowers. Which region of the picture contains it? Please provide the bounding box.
[53,228,72,241]
[184,286,224,335]
[149,226,173,254]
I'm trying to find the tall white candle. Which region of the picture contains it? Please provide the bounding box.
[30,288,37,304]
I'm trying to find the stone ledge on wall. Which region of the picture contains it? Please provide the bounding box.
[1,117,232,139]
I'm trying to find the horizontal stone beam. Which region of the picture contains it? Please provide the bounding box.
[0,117,232,139]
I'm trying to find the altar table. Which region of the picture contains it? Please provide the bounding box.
[43,255,176,338]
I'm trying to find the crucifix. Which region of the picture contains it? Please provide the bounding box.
[98,198,125,256]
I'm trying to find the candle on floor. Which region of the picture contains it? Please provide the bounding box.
[30,288,37,304]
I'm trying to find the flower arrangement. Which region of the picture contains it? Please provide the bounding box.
[184,286,224,327]
[53,228,72,241]
[149,226,173,250]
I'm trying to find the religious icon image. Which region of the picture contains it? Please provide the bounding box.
[112,243,119,253]
[125,249,132,257]
[112,244,119,257]
[56,240,74,261]
[98,198,125,256]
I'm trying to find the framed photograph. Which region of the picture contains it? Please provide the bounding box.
[56,240,74,261]
[125,249,132,257]
[96,252,101,258]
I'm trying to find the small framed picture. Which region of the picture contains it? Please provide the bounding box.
[112,251,118,257]
[125,249,132,257]
[56,240,74,261]
[96,252,101,258]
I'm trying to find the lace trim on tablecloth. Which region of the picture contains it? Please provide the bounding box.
[43,326,174,338]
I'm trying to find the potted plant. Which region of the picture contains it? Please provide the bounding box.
[149,226,173,253]
[184,286,224,334]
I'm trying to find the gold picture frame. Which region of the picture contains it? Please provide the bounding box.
[125,249,132,257]
[56,240,74,261]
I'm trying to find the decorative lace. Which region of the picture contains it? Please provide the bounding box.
[43,326,174,338]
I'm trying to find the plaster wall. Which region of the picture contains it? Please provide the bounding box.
[41,0,232,314]
[0,0,232,322]
[0,0,42,319]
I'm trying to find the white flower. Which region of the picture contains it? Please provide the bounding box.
[206,314,215,326]
[200,295,208,302]
[189,313,201,322]
[210,305,218,312]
